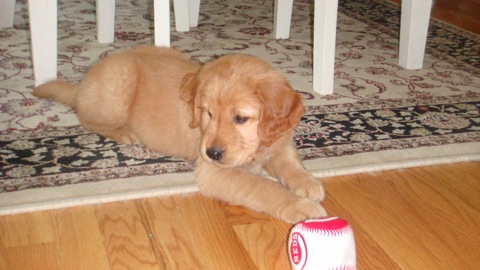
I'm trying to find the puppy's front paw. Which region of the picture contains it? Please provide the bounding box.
[279,198,327,224]
[289,177,325,202]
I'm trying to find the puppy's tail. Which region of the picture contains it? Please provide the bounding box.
[32,80,77,108]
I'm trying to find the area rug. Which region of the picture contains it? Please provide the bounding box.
[1,0,479,215]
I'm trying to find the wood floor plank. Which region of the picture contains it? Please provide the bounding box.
[53,207,111,270]
[95,201,162,270]
[0,211,55,248]
[419,162,480,205]
[225,205,293,269]
[172,196,258,269]
[394,166,480,266]
[232,222,291,270]
[4,244,59,270]
[0,236,10,270]
[138,196,206,269]
[0,211,58,269]
[389,0,480,34]
[140,195,258,269]
[321,166,480,269]
[323,183,401,270]
[431,0,480,34]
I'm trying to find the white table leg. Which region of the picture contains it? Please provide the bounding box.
[28,0,57,86]
[313,0,338,95]
[96,0,116,43]
[188,0,200,27]
[0,0,15,28]
[399,0,432,69]
[154,0,170,47]
[173,0,190,32]
[274,0,293,39]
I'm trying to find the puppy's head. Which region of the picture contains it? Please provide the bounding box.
[181,55,304,167]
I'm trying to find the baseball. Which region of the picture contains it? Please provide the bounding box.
[288,217,356,270]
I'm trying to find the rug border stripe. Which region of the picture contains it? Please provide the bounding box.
[1,142,478,216]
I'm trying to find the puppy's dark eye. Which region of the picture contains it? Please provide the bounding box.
[208,112,212,119]
[234,115,249,124]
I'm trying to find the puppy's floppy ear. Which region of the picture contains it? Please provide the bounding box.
[256,74,305,146]
[180,73,200,128]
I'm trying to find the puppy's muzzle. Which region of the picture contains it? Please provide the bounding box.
[206,147,224,161]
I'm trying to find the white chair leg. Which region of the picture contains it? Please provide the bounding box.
[154,0,170,47]
[96,0,116,43]
[188,0,200,27]
[0,0,15,28]
[399,0,432,69]
[173,0,190,32]
[28,0,57,86]
[274,0,293,39]
[313,0,338,95]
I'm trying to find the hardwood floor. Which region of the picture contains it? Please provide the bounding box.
[389,0,480,35]
[1,162,479,269]
[430,0,480,34]
[1,1,479,269]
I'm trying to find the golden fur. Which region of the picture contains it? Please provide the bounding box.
[33,46,326,223]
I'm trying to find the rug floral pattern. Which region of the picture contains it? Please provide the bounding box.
[1,0,479,193]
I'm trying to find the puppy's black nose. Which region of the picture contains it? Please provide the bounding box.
[206,147,224,161]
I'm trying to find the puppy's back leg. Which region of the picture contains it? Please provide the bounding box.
[75,55,141,144]
[33,80,77,108]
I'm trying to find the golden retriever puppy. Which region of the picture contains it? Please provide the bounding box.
[33,46,327,223]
